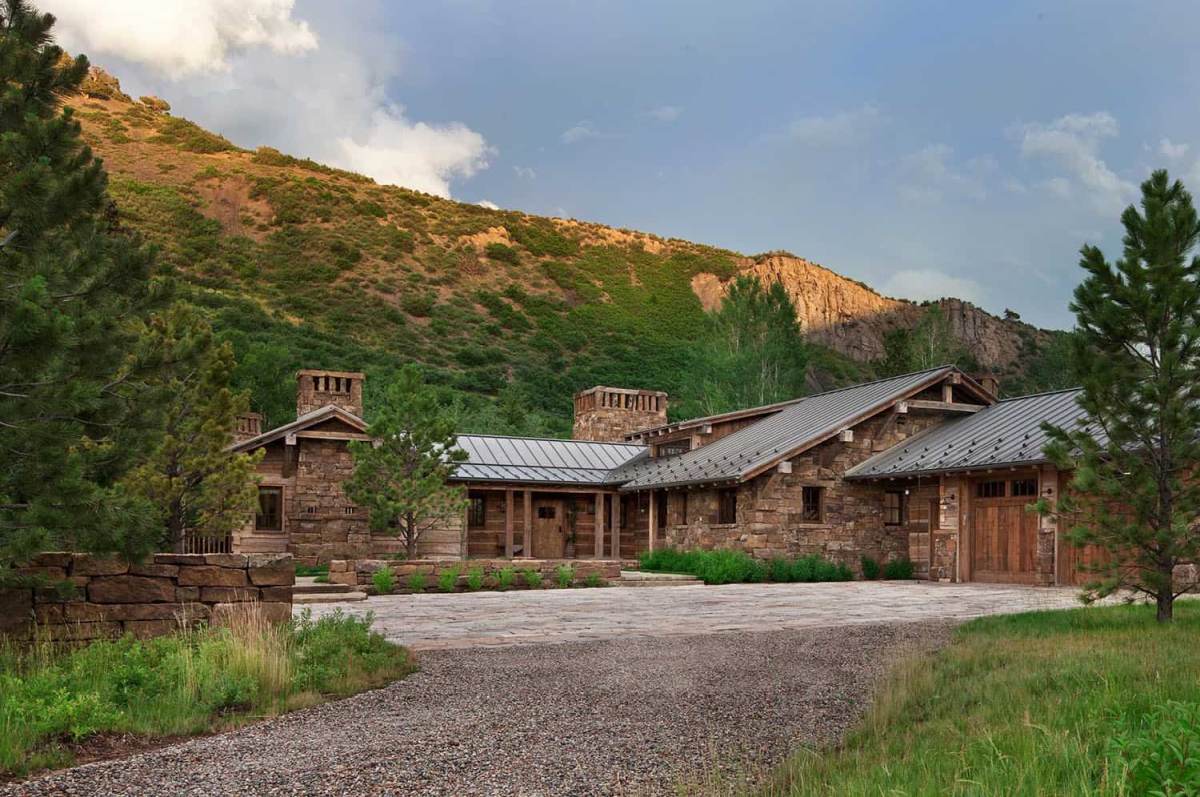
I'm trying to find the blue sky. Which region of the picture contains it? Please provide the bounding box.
[52,0,1200,329]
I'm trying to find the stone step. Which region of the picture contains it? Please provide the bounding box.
[293,591,369,604]
[294,582,356,595]
[617,579,704,587]
[618,570,701,582]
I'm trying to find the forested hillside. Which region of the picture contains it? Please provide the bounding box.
[70,68,1071,436]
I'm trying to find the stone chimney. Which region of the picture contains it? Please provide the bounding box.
[297,369,365,418]
[233,412,262,443]
[974,374,1000,397]
[573,386,668,442]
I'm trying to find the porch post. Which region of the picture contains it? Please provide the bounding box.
[594,491,605,559]
[610,493,621,559]
[504,489,514,558]
[523,489,533,558]
[648,490,657,553]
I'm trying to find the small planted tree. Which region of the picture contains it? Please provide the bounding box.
[344,366,467,559]
[1044,170,1200,622]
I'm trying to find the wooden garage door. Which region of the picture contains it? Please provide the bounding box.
[971,478,1040,584]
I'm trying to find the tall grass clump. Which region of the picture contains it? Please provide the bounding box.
[0,606,413,777]
[372,565,395,595]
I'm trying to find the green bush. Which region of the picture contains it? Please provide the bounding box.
[0,608,412,776]
[406,571,427,593]
[883,558,915,580]
[583,573,606,588]
[437,566,460,593]
[860,556,881,580]
[639,549,850,585]
[497,567,516,590]
[466,567,485,591]
[1108,701,1200,794]
[768,557,794,583]
[522,568,544,589]
[485,242,520,264]
[372,566,395,595]
[555,564,574,588]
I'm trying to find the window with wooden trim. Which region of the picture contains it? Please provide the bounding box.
[884,491,905,526]
[468,494,486,529]
[718,488,738,524]
[256,487,283,531]
[976,480,1006,498]
[801,486,824,522]
[1010,478,1038,497]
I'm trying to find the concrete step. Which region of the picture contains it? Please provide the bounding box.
[293,591,369,604]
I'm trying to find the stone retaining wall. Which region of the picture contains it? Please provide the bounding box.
[1,552,294,642]
[330,558,626,592]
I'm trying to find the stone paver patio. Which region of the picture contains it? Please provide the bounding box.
[301,580,1086,650]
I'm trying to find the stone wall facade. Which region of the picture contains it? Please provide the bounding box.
[573,386,668,442]
[1,553,294,642]
[329,557,625,592]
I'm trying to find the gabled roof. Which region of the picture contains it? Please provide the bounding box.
[230,405,368,453]
[845,388,1100,479]
[612,366,975,491]
[452,434,646,486]
[625,395,807,442]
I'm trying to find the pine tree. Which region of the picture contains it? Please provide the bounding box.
[124,305,263,552]
[1044,170,1200,622]
[0,0,164,571]
[344,366,468,559]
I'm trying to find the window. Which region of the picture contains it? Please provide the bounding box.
[976,480,1006,499]
[537,505,556,519]
[718,488,738,524]
[801,486,823,522]
[468,494,486,528]
[657,440,691,457]
[1011,478,1038,497]
[256,487,282,531]
[884,491,905,526]
[656,491,668,528]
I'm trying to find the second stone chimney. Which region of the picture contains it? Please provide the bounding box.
[233,412,262,443]
[297,369,365,418]
[573,386,668,442]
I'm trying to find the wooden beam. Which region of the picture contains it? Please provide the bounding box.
[648,491,657,553]
[451,484,619,495]
[594,491,605,559]
[942,383,954,403]
[906,399,983,414]
[504,489,514,558]
[523,489,533,558]
[610,494,620,559]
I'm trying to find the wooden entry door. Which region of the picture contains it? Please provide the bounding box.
[970,479,1039,583]
[532,498,564,558]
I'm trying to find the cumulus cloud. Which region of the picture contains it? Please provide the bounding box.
[1158,137,1189,160]
[880,269,983,304]
[898,144,995,203]
[513,165,537,180]
[52,3,491,199]
[1016,111,1136,213]
[561,121,600,144]
[786,104,882,147]
[52,0,317,78]
[646,105,682,123]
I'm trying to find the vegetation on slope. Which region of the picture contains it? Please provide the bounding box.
[761,603,1200,795]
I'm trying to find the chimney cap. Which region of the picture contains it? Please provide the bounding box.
[574,385,668,399]
[297,368,365,380]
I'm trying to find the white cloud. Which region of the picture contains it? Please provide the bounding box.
[898,144,994,203]
[880,269,983,304]
[561,121,600,144]
[1016,111,1136,213]
[477,200,500,210]
[646,105,682,123]
[786,104,882,147]
[513,165,537,180]
[52,0,317,78]
[1159,138,1189,160]
[53,3,491,199]
[1041,176,1073,198]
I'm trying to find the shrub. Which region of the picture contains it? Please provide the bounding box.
[860,556,881,580]
[1108,701,1200,794]
[555,564,574,588]
[485,242,520,264]
[522,568,543,589]
[768,557,795,583]
[497,567,516,590]
[466,567,485,591]
[437,566,460,593]
[640,549,849,585]
[883,558,915,580]
[583,573,606,588]
[406,571,427,593]
[372,566,395,595]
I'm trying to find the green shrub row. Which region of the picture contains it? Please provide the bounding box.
[638,548,853,585]
[860,555,916,580]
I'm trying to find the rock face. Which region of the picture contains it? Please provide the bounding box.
[693,254,1042,370]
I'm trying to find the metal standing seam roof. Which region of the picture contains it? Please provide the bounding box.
[844,388,1101,479]
[451,434,646,486]
[610,366,960,491]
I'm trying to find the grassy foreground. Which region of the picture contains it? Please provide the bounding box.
[761,602,1200,796]
[0,607,414,777]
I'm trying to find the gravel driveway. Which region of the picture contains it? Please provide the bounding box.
[7,622,949,796]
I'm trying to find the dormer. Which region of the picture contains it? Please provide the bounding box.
[296,369,364,418]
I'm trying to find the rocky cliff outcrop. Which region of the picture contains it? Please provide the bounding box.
[693,254,1042,369]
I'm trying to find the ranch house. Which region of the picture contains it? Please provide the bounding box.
[225,365,1103,586]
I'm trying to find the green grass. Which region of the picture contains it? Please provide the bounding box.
[760,602,1200,796]
[639,548,852,585]
[0,607,414,777]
